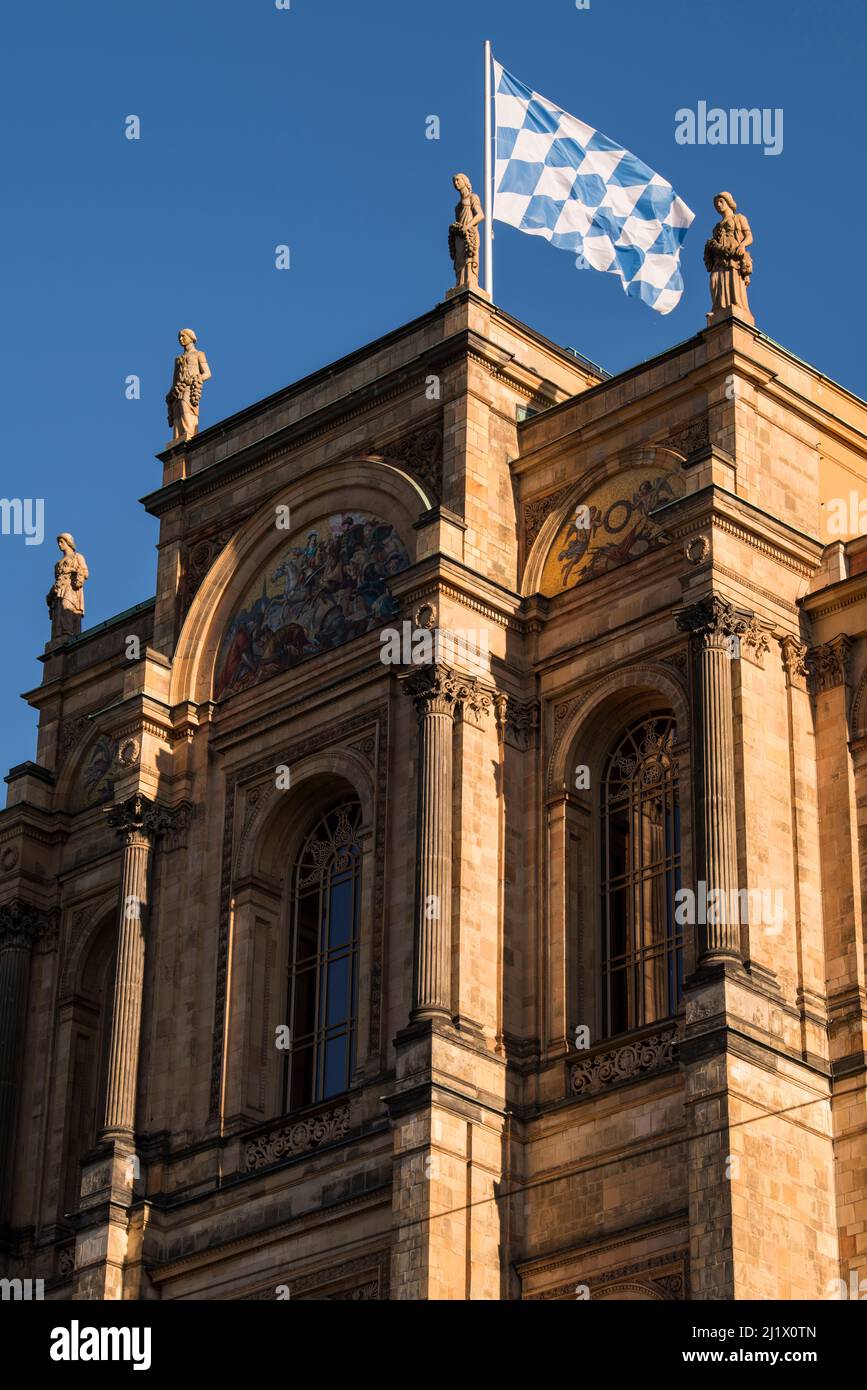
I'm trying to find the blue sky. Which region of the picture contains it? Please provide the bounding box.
[1,0,864,777]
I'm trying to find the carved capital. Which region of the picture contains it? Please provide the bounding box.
[675,595,751,648]
[0,899,57,951]
[105,794,192,849]
[780,635,809,691]
[808,635,852,695]
[400,665,472,721]
[494,694,540,750]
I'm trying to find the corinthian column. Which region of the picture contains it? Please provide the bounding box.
[402,666,467,1018]
[676,596,745,961]
[0,901,55,1218]
[100,795,188,1141]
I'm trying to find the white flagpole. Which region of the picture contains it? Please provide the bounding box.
[484,39,494,300]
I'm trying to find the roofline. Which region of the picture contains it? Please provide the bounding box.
[156,292,607,466]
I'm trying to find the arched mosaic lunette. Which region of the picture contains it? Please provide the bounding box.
[213,511,411,700]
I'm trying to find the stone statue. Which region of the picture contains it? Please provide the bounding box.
[703,192,754,324]
[46,533,88,641]
[448,174,484,291]
[165,328,212,443]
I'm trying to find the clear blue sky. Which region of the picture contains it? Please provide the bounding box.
[1,0,864,778]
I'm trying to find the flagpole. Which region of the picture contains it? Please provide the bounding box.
[484,38,493,300]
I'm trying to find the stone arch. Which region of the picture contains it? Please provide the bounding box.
[221,749,379,1128]
[170,457,429,709]
[55,895,118,1217]
[235,747,376,885]
[543,663,692,1055]
[522,444,686,597]
[850,667,867,737]
[59,893,118,1001]
[54,728,119,815]
[547,663,690,797]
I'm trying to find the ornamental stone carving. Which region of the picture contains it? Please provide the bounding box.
[402,664,477,720]
[494,694,540,750]
[378,421,443,502]
[569,1028,679,1097]
[808,635,852,694]
[105,794,191,850]
[780,635,809,692]
[523,486,572,550]
[244,1105,351,1170]
[0,899,57,949]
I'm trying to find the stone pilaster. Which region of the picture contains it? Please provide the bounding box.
[100,795,189,1140]
[402,666,464,1018]
[676,595,745,962]
[0,900,55,1220]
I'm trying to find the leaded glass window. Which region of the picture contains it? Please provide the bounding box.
[600,714,682,1038]
[284,799,361,1111]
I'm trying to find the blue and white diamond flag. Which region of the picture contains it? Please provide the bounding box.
[493,60,694,314]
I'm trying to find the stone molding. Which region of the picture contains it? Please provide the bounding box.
[244,1105,351,1171]
[524,1248,688,1301]
[569,1025,680,1097]
[239,1250,389,1301]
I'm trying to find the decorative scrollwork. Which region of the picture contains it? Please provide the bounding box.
[570,1027,680,1097]
[244,1104,351,1171]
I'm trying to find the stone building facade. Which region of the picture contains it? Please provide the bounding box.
[2,286,867,1301]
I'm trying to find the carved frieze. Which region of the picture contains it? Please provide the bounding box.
[569,1027,679,1097]
[244,1105,351,1171]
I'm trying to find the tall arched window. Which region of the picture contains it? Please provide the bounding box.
[284,799,361,1112]
[600,714,682,1038]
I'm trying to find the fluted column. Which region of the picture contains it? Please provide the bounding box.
[100,795,188,1141]
[403,666,467,1018]
[0,901,55,1218]
[677,596,745,961]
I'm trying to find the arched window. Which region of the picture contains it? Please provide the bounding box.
[283,799,362,1112]
[600,714,682,1038]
